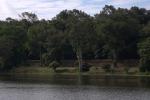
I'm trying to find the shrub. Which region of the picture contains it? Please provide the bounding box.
[102,64,111,72]
[138,37,150,72]
[139,60,150,72]
[124,67,130,74]
[82,63,92,72]
[49,61,60,72]
[140,66,146,72]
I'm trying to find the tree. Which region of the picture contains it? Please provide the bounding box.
[52,9,96,72]
[96,5,140,69]
[138,22,150,72]
[43,25,65,65]
[141,22,150,38]
[138,37,150,72]
[0,6,149,72]
[69,19,96,72]
[129,7,150,25]
[0,36,14,69]
[19,12,39,31]
[19,12,38,23]
[27,23,48,65]
[66,10,95,72]
[0,24,27,70]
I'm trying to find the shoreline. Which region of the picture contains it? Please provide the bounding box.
[0,66,149,77]
[1,72,150,77]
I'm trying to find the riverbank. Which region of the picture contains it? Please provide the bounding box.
[2,66,149,77]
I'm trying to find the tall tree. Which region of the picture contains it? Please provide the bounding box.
[0,24,27,69]
[138,37,150,72]
[138,22,150,72]
[96,5,140,69]
[19,12,38,23]
[53,9,96,72]
[27,23,48,65]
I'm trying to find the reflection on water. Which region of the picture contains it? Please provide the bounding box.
[0,74,150,87]
[0,74,150,100]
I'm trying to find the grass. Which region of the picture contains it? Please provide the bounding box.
[4,59,143,76]
[10,67,54,74]
[3,65,150,77]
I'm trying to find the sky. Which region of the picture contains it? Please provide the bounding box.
[0,0,150,20]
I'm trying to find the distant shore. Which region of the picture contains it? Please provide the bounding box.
[0,66,149,77]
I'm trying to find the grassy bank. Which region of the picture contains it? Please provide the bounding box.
[3,65,150,77]
[4,59,141,76]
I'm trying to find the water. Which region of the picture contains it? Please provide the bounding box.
[0,74,150,100]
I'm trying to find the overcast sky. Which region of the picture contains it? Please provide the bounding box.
[0,0,149,20]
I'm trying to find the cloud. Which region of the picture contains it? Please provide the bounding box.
[111,0,133,5]
[0,0,149,20]
[110,0,149,7]
[0,0,17,19]
[1,0,82,19]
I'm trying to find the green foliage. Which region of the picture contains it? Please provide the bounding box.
[82,63,92,72]
[138,22,150,72]
[19,12,38,23]
[49,61,60,72]
[102,64,111,72]
[96,5,140,67]
[141,22,150,38]
[0,6,149,72]
[124,67,130,74]
[0,36,14,69]
[138,37,150,72]
[0,24,27,70]
[27,23,48,61]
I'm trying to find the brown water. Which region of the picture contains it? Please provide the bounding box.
[0,74,150,100]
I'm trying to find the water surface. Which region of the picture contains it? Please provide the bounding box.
[0,74,150,100]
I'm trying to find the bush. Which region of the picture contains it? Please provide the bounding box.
[138,37,150,72]
[124,67,130,74]
[102,64,111,72]
[82,63,92,72]
[139,60,150,72]
[140,66,146,72]
[49,61,60,72]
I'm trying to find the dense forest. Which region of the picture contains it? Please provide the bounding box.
[0,5,150,72]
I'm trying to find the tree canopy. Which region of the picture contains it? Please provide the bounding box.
[0,5,150,72]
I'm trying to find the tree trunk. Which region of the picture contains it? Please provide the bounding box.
[77,47,83,72]
[111,49,118,70]
[40,45,42,66]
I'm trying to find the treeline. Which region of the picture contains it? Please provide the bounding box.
[0,5,150,72]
